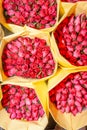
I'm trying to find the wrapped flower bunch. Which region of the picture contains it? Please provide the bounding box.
[49,71,87,116]
[54,13,87,66]
[2,0,57,29]
[1,84,45,121]
[2,36,55,79]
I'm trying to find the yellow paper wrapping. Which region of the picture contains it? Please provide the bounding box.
[0,0,59,33]
[0,25,4,41]
[0,29,58,83]
[59,2,76,26]
[48,65,87,91]
[49,101,87,130]
[48,66,87,130]
[0,81,48,130]
[0,86,2,101]
[51,1,87,68]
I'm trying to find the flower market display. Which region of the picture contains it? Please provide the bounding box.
[2,0,57,29]
[1,84,45,121]
[49,71,87,116]
[2,36,55,79]
[54,13,87,66]
[0,1,87,130]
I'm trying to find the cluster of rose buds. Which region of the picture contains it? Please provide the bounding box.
[61,0,87,3]
[49,72,87,116]
[54,13,87,66]
[3,0,57,29]
[1,84,45,121]
[2,36,55,78]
